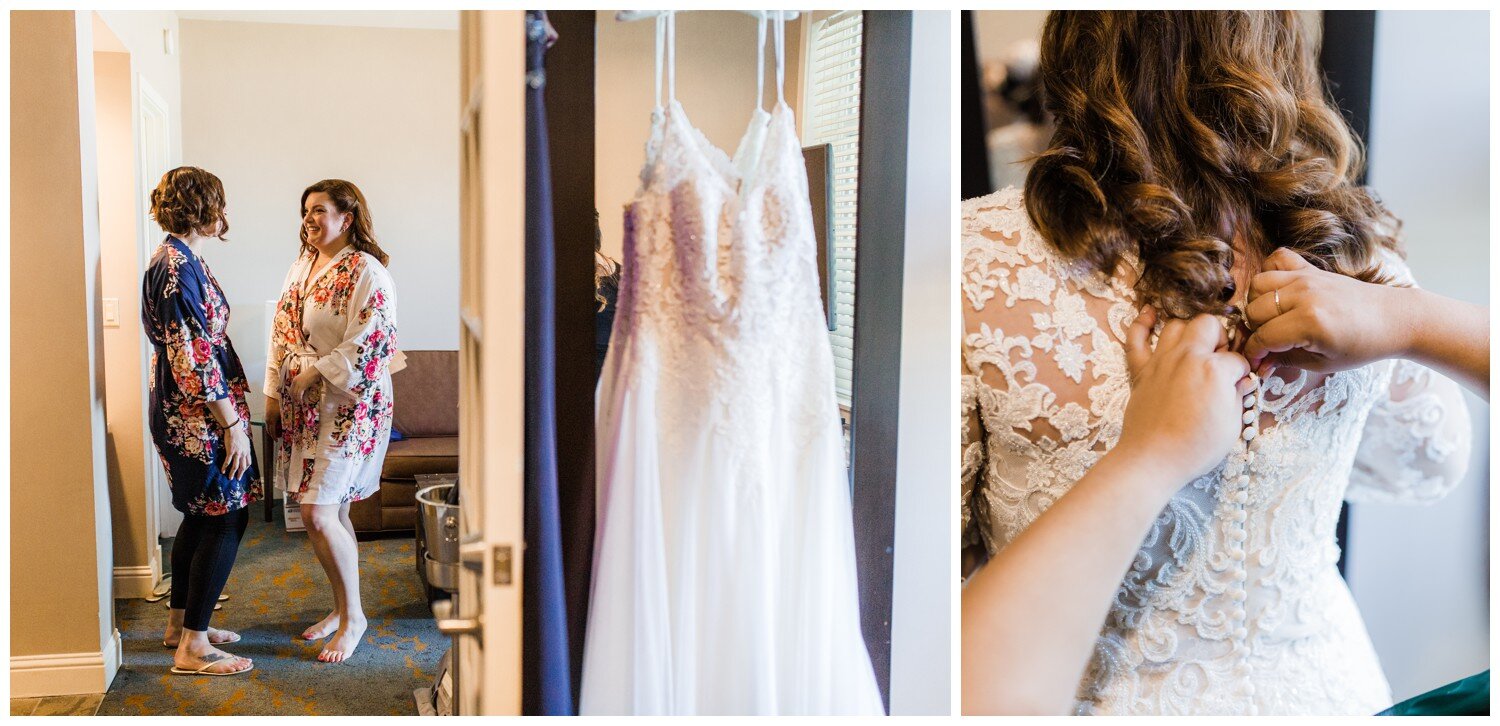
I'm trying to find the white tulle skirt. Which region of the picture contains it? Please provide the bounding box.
[580,330,884,716]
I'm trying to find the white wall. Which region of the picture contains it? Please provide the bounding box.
[593,11,804,260]
[1347,9,1489,702]
[177,10,458,31]
[96,11,183,168]
[178,18,461,414]
[889,10,952,716]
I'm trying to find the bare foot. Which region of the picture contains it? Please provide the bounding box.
[164,625,240,648]
[317,615,367,663]
[174,643,252,675]
[300,611,340,641]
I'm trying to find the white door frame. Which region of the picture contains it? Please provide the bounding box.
[444,10,526,715]
[136,76,179,541]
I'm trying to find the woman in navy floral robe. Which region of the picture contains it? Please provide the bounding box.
[145,237,261,515]
[142,167,259,677]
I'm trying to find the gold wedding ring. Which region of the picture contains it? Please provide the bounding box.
[1273,288,1284,317]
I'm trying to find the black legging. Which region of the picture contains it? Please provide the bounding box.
[169,507,250,632]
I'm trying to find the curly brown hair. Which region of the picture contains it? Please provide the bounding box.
[300,179,389,266]
[150,166,229,239]
[1024,11,1402,318]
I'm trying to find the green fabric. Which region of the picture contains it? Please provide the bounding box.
[1377,671,1489,716]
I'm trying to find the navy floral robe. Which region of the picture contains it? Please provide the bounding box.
[143,237,262,515]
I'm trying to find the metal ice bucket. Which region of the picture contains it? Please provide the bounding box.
[416,475,460,592]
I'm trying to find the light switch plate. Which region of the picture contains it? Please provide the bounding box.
[103,297,120,328]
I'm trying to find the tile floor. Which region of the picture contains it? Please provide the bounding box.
[10,695,104,716]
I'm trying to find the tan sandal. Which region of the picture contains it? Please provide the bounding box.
[162,629,242,649]
[170,652,253,677]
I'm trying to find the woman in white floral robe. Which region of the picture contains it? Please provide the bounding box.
[266,245,400,505]
[265,179,403,662]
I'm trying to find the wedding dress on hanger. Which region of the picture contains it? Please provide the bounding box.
[960,186,1474,715]
[582,13,884,716]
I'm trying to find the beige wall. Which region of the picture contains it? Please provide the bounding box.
[11,9,120,694]
[594,11,804,259]
[96,12,183,165]
[970,10,1047,68]
[178,19,461,410]
[94,41,160,598]
[95,8,187,543]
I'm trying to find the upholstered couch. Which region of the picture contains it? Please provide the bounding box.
[349,350,459,533]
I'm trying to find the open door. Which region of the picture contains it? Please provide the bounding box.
[438,9,527,716]
[136,77,180,541]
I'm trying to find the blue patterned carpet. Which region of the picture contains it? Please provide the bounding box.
[98,512,445,716]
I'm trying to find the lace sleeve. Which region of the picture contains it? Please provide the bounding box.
[1346,359,1472,504]
[960,188,1138,553]
[1346,253,1473,504]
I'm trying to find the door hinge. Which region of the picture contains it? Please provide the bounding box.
[493,545,513,586]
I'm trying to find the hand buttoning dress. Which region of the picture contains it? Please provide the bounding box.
[266,245,404,505]
[581,13,883,716]
[960,187,1474,716]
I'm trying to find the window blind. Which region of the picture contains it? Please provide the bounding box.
[806,10,863,407]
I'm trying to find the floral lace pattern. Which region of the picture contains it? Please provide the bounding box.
[960,187,1472,715]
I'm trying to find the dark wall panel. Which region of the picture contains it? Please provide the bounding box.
[850,10,912,713]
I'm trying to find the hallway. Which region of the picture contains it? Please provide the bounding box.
[96,514,444,716]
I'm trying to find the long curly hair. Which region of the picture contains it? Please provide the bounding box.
[300,179,389,266]
[150,166,229,239]
[1023,10,1402,318]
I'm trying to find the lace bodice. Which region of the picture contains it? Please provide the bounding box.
[960,187,1473,715]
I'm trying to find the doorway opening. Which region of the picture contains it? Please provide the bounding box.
[88,11,465,716]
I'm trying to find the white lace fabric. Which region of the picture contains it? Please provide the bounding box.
[960,187,1472,715]
[581,14,882,715]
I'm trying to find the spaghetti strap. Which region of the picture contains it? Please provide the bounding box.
[756,14,767,111]
[732,13,775,184]
[665,11,676,104]
[653,13,665,110]
[774,11,785,107]
[653,12,676,108]
[641,12,674,184]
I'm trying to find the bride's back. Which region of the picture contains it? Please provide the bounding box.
[960,11,1473,715]
[961,183,1471,716]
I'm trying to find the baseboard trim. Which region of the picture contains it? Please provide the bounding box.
[106,627,123,681]
[11,629,121,697]
[113,560,162,600]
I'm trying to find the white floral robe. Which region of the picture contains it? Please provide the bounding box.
[266,246,404,505]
